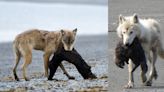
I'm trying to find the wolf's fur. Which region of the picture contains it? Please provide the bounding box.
[117,14,164,86]
[13,28,77,81]
[115,37,148,88]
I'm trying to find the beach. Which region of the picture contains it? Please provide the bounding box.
[0,35,108,91]
[109,0,164,92]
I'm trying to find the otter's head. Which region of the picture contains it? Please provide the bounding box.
[115,42,129,68]
[61,28,77,51]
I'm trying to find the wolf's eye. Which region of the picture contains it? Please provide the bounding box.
[123,32,125,34]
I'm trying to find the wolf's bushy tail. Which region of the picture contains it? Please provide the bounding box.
[13,40,20,57]
[13,39,21,81]
[13,39,21,69]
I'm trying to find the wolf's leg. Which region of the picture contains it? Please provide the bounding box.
[59,63,75,79]
[21,51,32,81]
[43,52,52,77]
[144,49,158,86]
[152,48,158,80]
[151,48,158,80]
[153,67,158,80]
[124,59,134,88]
[13,50,21,81]
[140,62,148,83]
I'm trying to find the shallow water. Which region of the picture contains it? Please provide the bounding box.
[0,1,107,43]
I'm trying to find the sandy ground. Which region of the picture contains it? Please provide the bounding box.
[0,35,108,92]
[109,0,164,92]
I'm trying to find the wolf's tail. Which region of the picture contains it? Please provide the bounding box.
[13,39,22,80]
[157,39,164,59]
[13,40,21,57]
[13,39,21,70]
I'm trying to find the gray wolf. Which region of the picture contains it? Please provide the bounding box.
[13,28,77,81]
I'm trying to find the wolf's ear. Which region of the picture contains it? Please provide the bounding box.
[119,14,126,24]
[73,28,77,35]
[133,13,139,23]
[60,29,65,36]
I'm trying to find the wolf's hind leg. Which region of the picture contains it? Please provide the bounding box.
[21,51,32,81]
[153,68,158,80]
[140,62,148,83]
[13,51,21,81]
[59,63,75,79]
[144,49,157,86]
[152,48,158,80]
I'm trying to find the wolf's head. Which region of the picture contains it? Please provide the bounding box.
[117,14,141,46]
[60,28,77,51]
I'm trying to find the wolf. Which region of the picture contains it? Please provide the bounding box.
[115,37,148,88]
[116,14,164,87]
[13,28,77,81]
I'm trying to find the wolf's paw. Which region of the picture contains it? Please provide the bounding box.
[14,76,20,81]
[124,82,134,89]
[143,81,152,86]
[25,78,30,81]
[44,73,48,78]
[14,74,20,81]
[153,72,158,80]
[141,76,147,83]
[15,78,20,81]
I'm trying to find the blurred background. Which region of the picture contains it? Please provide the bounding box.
[0,0,108,42]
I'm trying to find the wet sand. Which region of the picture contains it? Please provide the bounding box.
[0,35,108,91]
[109,0,164,92]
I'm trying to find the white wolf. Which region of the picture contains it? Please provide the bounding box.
[116,13,164,88]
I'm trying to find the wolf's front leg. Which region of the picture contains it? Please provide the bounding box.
[140,61,148,84]
[43,52,52,77]
[124,60,134,88]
